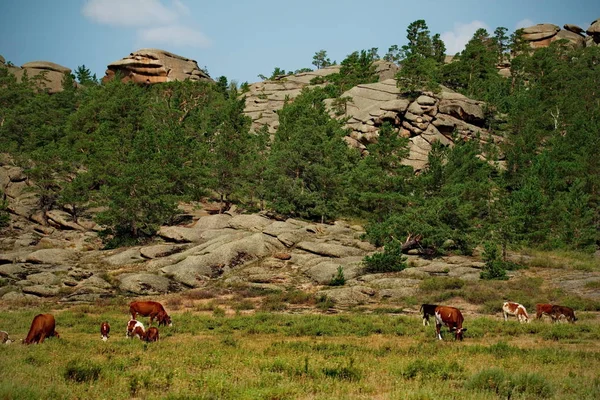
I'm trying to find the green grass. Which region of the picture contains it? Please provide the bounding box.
[1,308,600,399]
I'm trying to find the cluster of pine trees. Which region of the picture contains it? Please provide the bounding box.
[0,21,598,264]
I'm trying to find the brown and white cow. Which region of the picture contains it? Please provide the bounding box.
[129,301,172,327]
[434,306,467,341]
[502,302,530,323]
[23,314,59,344]
[420,304,439,326]
[536,303,554,320]
[145,327,160,342]
[126,319,145,340]
[100,321,110,341]
[550,305,577,323]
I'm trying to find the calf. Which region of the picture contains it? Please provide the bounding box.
[100,321,110,341]
[129,301,172,327]
[23,314,59,344]
[420,304,438,326]
[145,327,160,342]
[1,330,12,344]
[502,302,530,323]
[550,305,577,323]
[434,306,467,341]
[126,319,146,340]
[536,303,554,320]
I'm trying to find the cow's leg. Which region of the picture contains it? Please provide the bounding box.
[38,332,47,344]
[423,315,428,326]
[436,323,443,340]
[503,311,508,321]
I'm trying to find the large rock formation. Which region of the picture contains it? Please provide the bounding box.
[324,80,502,170]
[103,49,212,84]
[242,60,398,133]
[521,22,590,49]
[2,59,72,94]
[587,18,600,44]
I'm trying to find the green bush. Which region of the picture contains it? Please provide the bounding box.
[329,266,346,286]
[363,240,407,273]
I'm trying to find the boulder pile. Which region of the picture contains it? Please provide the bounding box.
[102,49,212,84]
[521,17,600,49]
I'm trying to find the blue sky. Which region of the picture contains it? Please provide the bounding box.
[1,0,599,84]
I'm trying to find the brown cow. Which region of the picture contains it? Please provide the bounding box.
[502,302,530,323]
[100,321,110,341]
[126,319,145,339]
[23,314,59,344]
[550,305,577,323]
[434,306,467,341]
[145,327,159,342]
[129,301,172,327]
[536,303,554,320]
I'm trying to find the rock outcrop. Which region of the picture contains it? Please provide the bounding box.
[521,22,591,49]
[3,60,72,94]
[103,49,212,84]
[324,80,502,170]
[242,60,398,134]
[587,18,600,44]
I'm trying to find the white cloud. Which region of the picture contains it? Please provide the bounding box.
[138,26,211,48]
[441,20,490,55]
[515,19,535,30]
[82,0,178,27]
[82,0,211,49]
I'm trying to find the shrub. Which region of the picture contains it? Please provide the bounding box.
[363,240,407,273]
[329,266,346,286]
[419,277,465,291]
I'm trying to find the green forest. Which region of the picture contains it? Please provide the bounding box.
[1,20,599,272]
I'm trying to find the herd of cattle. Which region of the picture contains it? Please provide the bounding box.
[0,301,172,345]
[421,302,578,340]
[0,300,579,345]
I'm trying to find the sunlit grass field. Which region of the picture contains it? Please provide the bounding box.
[1,305,599,400]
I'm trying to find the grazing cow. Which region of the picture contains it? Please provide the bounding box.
[1,330,12,344]
[550,305,577,323]
[129,301,172,327]
[145,327,159,342]
[536,303,554,320]
[434,306,467,341]
[100,321,110,341]
[23,314,59,344]
[502,302,530,323]
[420,304,439,326]
[126,319,145,340]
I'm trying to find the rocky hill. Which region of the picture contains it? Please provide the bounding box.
[2,157,599,307]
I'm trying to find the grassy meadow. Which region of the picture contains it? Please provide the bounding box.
[1,303,600,400]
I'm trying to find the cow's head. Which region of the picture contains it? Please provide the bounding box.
[158,313,172,327]
[455,328,466,341]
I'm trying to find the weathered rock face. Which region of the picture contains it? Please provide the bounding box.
[242,60,398,134]
[324,80,502,170]
[521,22,590,49]
[6,61,72,94]
[587,18,600,44]
[103,49,212,84]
